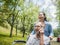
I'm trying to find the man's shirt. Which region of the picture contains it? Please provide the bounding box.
[26,34,50,45]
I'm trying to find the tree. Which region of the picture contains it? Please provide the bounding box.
[56,0,60,35]
[0,0,39,37]
[53,0,60,37]
[0,0,19,37]
[17,0,39,37]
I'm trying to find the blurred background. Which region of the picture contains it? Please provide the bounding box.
[0,0,60,45]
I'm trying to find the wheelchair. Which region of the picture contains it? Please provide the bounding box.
[12,34,30,45]
[12,40,26,45]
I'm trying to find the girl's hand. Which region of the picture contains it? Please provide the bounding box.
[49,36,53,40]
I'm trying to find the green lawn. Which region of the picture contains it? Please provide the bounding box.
[0,26,60,45]
[0,26,27,45]
[0,36,26,45]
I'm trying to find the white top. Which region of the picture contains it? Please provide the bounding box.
[26,34,50,45]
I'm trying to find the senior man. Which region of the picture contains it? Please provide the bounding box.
[26,22,50,45]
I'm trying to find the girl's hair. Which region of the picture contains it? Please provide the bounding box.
[39,12,47,21]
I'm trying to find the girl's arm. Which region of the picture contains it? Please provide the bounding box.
[48,24,54,39]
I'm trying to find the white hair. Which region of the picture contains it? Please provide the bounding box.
[34,22,41,27]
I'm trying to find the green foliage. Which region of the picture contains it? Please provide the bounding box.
[56,0,60,21]
[53,29,60,37]
[55,0,60,37]
[54,30,59,37]
[0,0,39,37]
[16,0,39,37]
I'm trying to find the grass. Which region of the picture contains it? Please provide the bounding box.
[0,26,27,45]
[0,26,60,45]
[0,36,26,45]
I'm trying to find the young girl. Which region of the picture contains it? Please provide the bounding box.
[30,12,54,45]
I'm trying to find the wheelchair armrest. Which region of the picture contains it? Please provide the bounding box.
[14,40,26,43]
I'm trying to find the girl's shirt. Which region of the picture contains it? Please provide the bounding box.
[30,21,53,37]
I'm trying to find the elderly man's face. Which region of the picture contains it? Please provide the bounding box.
[34,22,42,32]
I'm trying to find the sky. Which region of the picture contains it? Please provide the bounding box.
[32,0,58,29]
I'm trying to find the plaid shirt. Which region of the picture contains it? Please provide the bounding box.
[26,34,50,45]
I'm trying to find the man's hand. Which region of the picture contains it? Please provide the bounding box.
[39,28,44,34]
[39,28,44,45]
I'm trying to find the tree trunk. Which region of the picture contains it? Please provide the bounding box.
[22,25,25,37]
[16,24,18,36]
[10,15,14,37]
[21,16,25,37]
[10,24,13,37]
